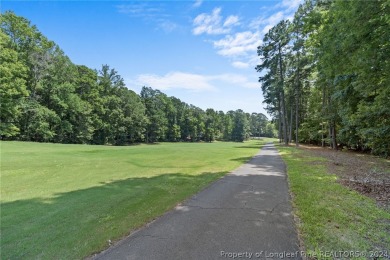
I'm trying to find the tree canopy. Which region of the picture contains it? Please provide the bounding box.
[0,11,274,144]
[256,0,390,157]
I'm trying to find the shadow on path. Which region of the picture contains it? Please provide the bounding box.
[94,143,301,260]
[1,172,225,259]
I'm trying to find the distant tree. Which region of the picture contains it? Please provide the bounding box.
[204,108,217,142]
[265,122,277,138]
[96,65,146,145]
[223,111,234,141]
[1,11,275,147]
[231,109,250,142]
[140,86,168,143]
[249,113,268,137]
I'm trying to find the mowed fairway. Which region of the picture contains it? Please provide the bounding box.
[1,140,264,259]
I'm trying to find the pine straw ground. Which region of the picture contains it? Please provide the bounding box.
[299,145,390,209]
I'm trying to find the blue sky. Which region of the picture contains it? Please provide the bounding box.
[2,0,301,117]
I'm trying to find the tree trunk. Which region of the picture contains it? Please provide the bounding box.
[289,104,293,143]
[295,51,300,147]
[322,84,326,147]
[329,123,333,149]
[278,107,282,143]
[278,43,288,145]
[280,91,287,145]
[332,122,337,150]
[295,99,299,146]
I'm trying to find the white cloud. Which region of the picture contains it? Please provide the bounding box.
[213,31,261,57]
[231,61,250,69]
[230,0,302,67]
[211,74,259,89]
[280,0,303,12]
[248,55,261,67]
[194,0,302,72]
[116,4,166,18]
[157,20,178,33]
[192,8,239,35]
[135,72,216,92]
[249,0,302,32]
[193,0,203,8]
[230,56,261,71]
[223,15,240,27]
[117,3,177,33]
[250,11,285,33]
[129,71,259,92]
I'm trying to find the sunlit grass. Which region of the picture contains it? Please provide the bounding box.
[276,144,390,259]
[1,140,265,259]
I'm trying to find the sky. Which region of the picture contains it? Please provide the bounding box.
[2,0,302,117]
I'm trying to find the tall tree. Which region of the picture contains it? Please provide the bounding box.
[249,113,268,137]
[140,87,168,143]
[231,109,250,142]
[257,20,291,145]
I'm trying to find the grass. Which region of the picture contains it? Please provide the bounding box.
[0,140,265,259]
[276,144,390,259]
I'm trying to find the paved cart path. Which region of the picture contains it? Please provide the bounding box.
[93,143,301,260]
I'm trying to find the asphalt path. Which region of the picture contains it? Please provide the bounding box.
[93,143,301,260]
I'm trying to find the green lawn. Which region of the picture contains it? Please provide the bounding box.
[1,140,265,259]
[276,144,390,259]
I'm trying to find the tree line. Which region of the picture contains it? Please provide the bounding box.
[0,12,275,145]
[256,0,389,157]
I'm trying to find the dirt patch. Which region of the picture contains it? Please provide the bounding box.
[298,144,390,209]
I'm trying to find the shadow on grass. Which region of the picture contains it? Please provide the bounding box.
[234,145,261,149]
[1,171,225,260]
[233,141,265,150]
[230,156,254,163]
